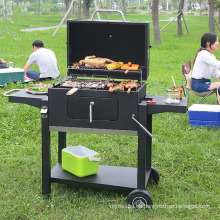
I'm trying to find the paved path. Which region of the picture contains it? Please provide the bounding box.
[20,19,176,32]
[20,25,67,32]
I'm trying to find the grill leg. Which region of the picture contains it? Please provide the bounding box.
[146,114,152,170]
[137,104,147,189]
[41,114,51,198]
[58,132,66,163]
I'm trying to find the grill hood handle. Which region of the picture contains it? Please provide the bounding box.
[89,101,95,123]
[132,114,153,138]
[91,9,126,22]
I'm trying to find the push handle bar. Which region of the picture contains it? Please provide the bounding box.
[91,9,126,22]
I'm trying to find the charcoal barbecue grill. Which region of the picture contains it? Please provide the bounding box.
[4,13,187,208]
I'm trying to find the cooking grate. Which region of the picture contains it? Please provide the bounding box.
[67,65,145,83]
[58,74,141,92]
[68,65,145,73]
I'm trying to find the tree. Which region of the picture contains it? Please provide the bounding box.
[215,0,220,24]
[83,0,92,19]
[152,0,161,44]
[83,0,89,19]
[177,0,184,36]
[209,0,215,32]
[65,0,71,19]
[122,0,126,16]
[77,0,81,18]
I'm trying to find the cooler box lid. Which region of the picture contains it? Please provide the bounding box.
[0,68,24,73]
[188,104,220,112]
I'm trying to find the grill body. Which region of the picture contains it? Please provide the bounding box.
[48,19,150,134]
[48,83,146,134]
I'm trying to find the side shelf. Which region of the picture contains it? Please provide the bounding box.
[7,89,48,108]
[142,95,188,115]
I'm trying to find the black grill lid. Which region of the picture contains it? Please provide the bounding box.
[67,19,150,80]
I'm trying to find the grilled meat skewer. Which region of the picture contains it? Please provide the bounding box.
[125,80,140,94]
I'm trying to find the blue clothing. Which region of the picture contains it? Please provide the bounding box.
[191,78,211,92]
[26,69,40,80]
[0,62,8,69]
[192,78,220,95]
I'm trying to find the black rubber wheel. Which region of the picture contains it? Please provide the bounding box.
[149,167,160,185]
[127,189,153,209]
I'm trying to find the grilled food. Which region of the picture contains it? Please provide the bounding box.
[108,82,126,92]
[125,80,140,94]
[79,55,115,68]
[107,62,123,70]
[121,62,139,73]
[27,84,52,92]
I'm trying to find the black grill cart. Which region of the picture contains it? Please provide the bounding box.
[4,89,187,208]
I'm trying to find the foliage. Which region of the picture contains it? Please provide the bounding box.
[85,0,93,7]
[0,11,219,219]
[50,5,59,13]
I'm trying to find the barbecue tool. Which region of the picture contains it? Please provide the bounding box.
[171,76,176,87]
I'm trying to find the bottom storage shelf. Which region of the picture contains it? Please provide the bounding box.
[51,163,151,192]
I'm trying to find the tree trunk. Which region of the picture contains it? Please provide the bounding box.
[4,0,7,17]
[122,0,126,16]
[35,0,37,15]
[218,8,220,24]
[65,0,70,19]
[152,0,161,44]
[83,0,89,19]
[38,0,40,16]
[177,0,184,36]
[209,0,215,33]
[78,0,81,18]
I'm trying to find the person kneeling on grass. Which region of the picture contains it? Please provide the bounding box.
[0,58,7,68]
[23,40,60,80]
[191,33,220,104]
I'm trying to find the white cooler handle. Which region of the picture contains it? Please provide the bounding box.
[89,155,101,162]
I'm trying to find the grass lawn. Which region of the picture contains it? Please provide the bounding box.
[0,7,219,219]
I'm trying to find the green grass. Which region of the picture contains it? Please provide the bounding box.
[0,8,219,219]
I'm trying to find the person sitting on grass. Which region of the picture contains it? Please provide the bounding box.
[0,58,7,68]
[23,40,60,80]
[192,33,220,104]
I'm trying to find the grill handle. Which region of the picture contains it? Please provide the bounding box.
[91,9,126,22]
[3,89,21,97]
[132,114,153,138]
[89,101,95,123]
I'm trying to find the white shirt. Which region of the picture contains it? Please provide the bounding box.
[28,48,60,79]
[192,50,220,80]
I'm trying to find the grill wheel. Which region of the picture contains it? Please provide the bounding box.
[127,189,153,209]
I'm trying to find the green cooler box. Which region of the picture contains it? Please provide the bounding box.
[0,68,24,85]
[62,145,101,177]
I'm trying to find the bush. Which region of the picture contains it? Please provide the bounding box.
[27,5,35,12]
[50,5,58,13]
